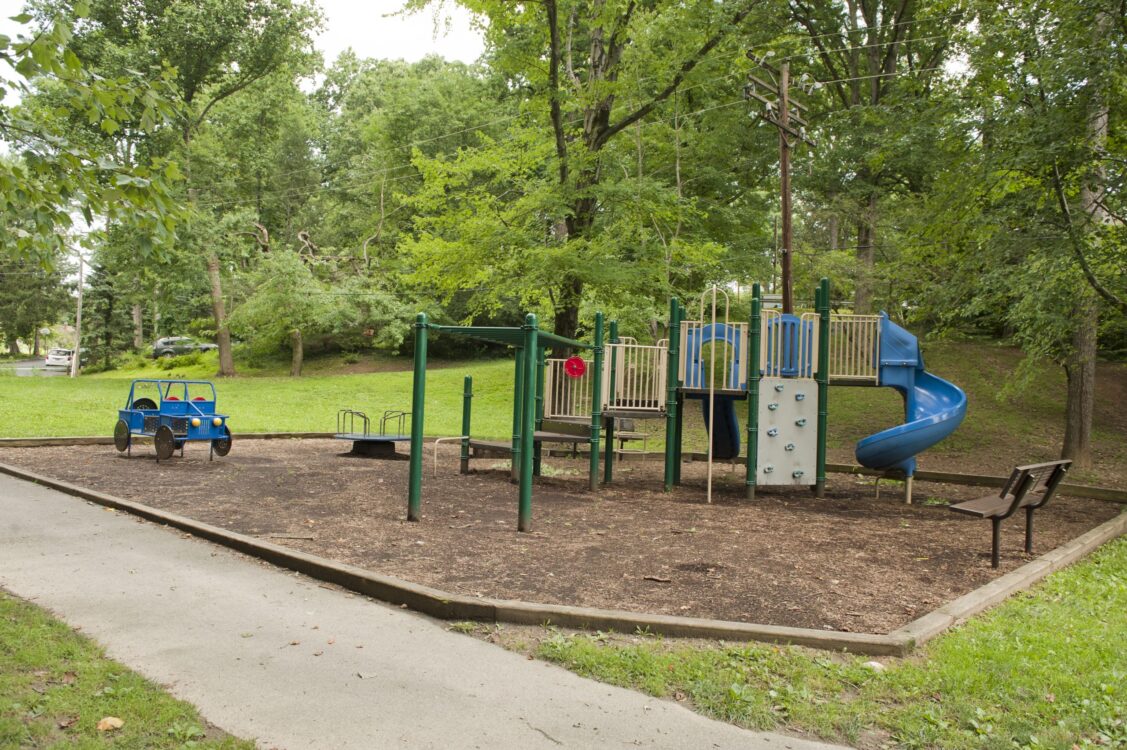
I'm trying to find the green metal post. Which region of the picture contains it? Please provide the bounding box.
[407,313,428,522]
[603,321,619,484]
[663,299,680,491]
[815,277,831,498]
[588,312,604,492]
[519,315,538,531]
[746,284,762,500]
[672,303,688,478]
[460,375,473,474]
[511,347,524,481]
[534,346,545,477]
[673,391,684,485]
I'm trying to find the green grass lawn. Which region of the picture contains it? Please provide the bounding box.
[0,589,253,749]
[0,353,519,439]
[530,536,1127,749]
[1,342,1124,486]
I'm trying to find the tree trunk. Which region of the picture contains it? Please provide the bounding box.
[1062,291,1097,467]
[290,329,303,377]
[853,193,877,314]
[6,334,19,355]
[1063,9,1111,470]
[206,253,236,376]
[132,304,144,350]
[552,279,583,354]
[32,329,40,356]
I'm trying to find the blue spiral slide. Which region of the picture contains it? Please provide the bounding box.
[854,315,967,477]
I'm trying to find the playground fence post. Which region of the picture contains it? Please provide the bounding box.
[673,303,688,480]
[534,347,545,477]
[604,320,619,484]
[460,375,472,474]
[663,299,680,491]
[815,277,830,498]
[588,312,604,492]
[747,284,762,500]
[519,315,538,531]
[407,312,428,522]
[511,346,524,481]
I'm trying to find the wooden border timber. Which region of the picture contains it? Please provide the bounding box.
[1,435,1124,503]
[1,460,1123,657]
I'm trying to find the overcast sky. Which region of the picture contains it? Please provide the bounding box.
[314,0,484,65]
[0,1,485,66]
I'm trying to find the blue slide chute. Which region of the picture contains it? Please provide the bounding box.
[854,315,966,477]
[700,395,741,460]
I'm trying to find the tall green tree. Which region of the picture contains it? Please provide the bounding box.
[787,0,967,312]
[56,0,323,375]
[404,0,779,341]
[904,0,1125,466]
[1,6,181,265]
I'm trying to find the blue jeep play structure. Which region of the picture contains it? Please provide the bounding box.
[113,379,233,461]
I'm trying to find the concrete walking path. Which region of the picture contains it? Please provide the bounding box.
[0,473,849,750]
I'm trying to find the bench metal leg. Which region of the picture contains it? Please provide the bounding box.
[1025,507,1035,554]
[991,517,1002,569]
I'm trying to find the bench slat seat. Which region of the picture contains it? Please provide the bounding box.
[948,460,1070,568]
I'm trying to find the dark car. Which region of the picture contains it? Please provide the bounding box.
[152,336,218,359]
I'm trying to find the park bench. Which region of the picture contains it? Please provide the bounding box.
[949,459,1071,568]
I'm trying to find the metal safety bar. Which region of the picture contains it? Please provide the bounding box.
[337,409,370,436]
[826,314,881,382]
[543,358,593,419]
[380,410,411,437]
[602,337,668,413]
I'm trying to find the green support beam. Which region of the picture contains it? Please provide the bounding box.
[407,312,428,522]
[663,299,680,492]
[511,347,524,481]
[534,346,545,477]
[519,315,538,531]
[815,277,831,498]
[588,312,604,492]
[673,303,688,481]
[460,375,472,474]
[603,321,619,484]
[746,284,762,501]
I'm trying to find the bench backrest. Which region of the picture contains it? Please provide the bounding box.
[1000,459,1071,514]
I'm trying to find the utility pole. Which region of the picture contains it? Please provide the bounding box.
[744,53,816,314]
[70,253,85,378]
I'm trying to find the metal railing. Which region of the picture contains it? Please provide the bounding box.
[678,321,749,390]
[380,410,411,437]
[827,314,880,382]
[337,409,370,436]
[543,357,593,419]
[603,337,668,413]
[755,310,818,379]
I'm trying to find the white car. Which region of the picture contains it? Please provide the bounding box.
[44,348,73,368]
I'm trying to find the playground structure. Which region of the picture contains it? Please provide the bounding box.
[405,278,967,531]
[113,379,233,461]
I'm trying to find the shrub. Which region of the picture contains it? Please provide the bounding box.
[156,352,202,371]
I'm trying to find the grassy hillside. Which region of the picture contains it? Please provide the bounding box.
[1,342,1123,485]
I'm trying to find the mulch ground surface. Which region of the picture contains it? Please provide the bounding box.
[1,439,1119,635]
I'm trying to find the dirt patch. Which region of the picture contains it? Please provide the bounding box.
[2,440,1119,635]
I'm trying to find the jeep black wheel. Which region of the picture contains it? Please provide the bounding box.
[113,419,130,452]
[155,425,176,461]
[212,426,232,457]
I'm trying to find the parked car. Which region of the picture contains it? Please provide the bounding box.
[44,348,72,368]
[152,337,218,359]
[44,348,88,368]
